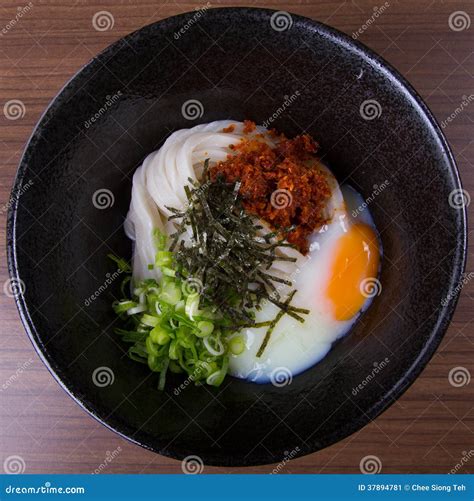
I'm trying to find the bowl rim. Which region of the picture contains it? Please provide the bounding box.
[7,6,468,467]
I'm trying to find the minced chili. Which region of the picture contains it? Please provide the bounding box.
[210,122,331,254]
[222,124,235,133]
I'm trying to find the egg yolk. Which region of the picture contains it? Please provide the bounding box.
[326,223,380,321]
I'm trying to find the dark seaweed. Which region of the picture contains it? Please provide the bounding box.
[167,161,309,356]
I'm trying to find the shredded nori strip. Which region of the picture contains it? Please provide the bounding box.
[256,290,297,358]
[168,160,308,357]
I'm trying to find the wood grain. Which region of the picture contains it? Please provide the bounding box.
[0,0,473,474]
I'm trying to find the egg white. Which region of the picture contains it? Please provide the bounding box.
[228,170,380,383]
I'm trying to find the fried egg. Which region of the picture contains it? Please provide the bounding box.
[229,164,382,383]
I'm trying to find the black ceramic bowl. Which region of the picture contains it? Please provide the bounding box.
[8,8,466,466]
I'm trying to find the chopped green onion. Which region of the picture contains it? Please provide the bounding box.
[146,336,159,357]
[206,358,228,386]
[229,335,245,355]
[150,326,171,345]
[203,333,224,356]
[160,282,181,305]
[127,304,146,315]
[107,254,132,273]
[153,229,167,251]
[196,320,214,337]
[113,300,136,314]
[155,251,173,267]
[158,358,169,391]
[141,314,160,327]
[168,340,180,360]
[185,294,200,319]
[162,266,176,277]
[177,327,194,349]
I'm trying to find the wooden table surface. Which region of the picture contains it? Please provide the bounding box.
[0,0,473,474]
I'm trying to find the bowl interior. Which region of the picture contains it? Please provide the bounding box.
[9,8,465,466]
